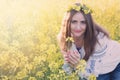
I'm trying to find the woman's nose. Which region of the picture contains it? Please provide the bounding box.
[76,25,81,29]
[76,23,81,29]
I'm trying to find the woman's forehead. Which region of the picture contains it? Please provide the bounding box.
[72,12,85,20]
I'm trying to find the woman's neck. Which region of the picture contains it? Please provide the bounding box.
[73,36,84,48]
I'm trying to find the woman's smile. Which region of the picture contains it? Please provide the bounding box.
[74,30,81,33]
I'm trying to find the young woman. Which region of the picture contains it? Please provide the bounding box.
[57,3,120,80]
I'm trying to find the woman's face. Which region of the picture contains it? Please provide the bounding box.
[71,12,86,38]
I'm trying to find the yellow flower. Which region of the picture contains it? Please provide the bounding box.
[65,37,74,42]
[28,77,36,80]
[82,5,92,14]
[72,5,81,11]
[66,5,81,12]
[36,71,44,78]
[88,74,96,80]
[76,59,87,73]
[66,37,74,50]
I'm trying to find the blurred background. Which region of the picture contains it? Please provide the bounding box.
[0,0,120,80]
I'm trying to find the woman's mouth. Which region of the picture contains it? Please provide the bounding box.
[74,30,81,33]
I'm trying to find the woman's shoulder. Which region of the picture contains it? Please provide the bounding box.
[96,32,108,39]
[94,32,109,53]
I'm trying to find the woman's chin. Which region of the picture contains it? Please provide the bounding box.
[73,33,84,38]
[74,35,82,38]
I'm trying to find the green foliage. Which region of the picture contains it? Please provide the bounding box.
[0,0,120,80]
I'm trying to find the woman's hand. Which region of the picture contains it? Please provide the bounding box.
[61,50,81,68]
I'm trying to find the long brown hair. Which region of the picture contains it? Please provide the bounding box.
[57,3,109,61]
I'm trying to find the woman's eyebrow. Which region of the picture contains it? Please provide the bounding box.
[71,19,77,21]
[71,19,86,22]
[80,20,86,21]
[71,20,78,22]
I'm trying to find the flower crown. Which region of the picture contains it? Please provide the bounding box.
[66,3,92,14]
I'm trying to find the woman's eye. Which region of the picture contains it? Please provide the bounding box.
[81,21,86,24]
[71,20,77,24]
